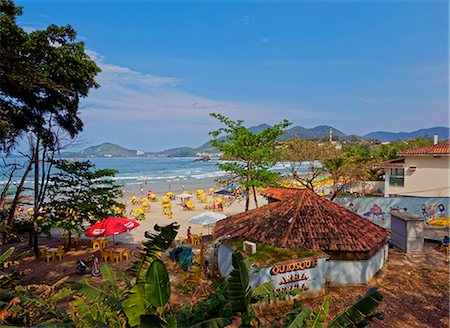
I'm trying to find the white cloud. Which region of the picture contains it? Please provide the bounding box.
[234,15,250,25]
[79,50,323,148]
[259,37,271,43]
[358,97,390,104]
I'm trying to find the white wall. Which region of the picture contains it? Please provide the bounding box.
[325,245,389,285]
[389,156,450,197]
[218,243,389,291]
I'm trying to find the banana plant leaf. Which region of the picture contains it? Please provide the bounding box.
[327,287,383,327]
[122,285,150,327]
[145,259,170,308]
[0,247,14,263]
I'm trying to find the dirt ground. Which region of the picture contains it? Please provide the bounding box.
[1,237,449,327]
[306,242,450,328]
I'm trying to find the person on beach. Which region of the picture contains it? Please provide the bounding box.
[187,226,192,243]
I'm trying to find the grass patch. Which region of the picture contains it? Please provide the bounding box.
[226,238,322,266]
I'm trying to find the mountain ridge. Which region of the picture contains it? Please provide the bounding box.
[62,126,449,158]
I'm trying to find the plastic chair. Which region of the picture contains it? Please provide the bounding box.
[42,250,53,263]
[92,240,101,250]
[100,250,111,263]
[122,247,131,260]
[111,252,120,263]
[56,249,64,260]
[101,239,109,248]
[438,236,449,256]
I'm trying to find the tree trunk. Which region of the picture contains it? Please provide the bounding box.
[245,160,251,211]
[252,186,258,208]
[7,159,33,227]
[33,137,40,258]
[67,230,72,249]
[0,164,17,204]
[245,187,250,211]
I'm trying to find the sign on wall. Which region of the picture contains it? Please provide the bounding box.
[269,258,318,292]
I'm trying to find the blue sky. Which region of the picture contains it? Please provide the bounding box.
[17,0,449,151]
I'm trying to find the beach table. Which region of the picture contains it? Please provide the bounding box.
[114,247,125,261]
[47,247,58,261]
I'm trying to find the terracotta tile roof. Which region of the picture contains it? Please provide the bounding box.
[398,140,450,155]
[260,186,302,201]
[215,189,389,260]
[375,158,405,168]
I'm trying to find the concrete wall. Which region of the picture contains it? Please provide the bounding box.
[389,156,450,197]
[217,243,388,292]
[325,245,389,285]
[217,244,235,277]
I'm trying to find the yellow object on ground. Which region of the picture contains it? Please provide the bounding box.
[427,217,450,227]
[161,196,171,204]
[166,192,175,200]
[149,193,158,202]
[130,196,139,205]
[184,200,196,211]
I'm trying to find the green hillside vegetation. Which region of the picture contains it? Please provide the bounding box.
[79,143,137,157]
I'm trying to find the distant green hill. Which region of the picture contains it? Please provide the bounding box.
[363,127,449,141]
[61,126,448,158]
[63,143,138,157]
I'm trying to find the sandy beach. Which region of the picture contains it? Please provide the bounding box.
[115,181,267,245]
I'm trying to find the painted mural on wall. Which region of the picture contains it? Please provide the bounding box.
[334,197,450,229]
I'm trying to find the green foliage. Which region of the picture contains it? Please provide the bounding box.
[327,287,383,327]
[45,160,123,244]
[0,277,73,326]
[145,259,171,307]
[130,223,180,283]
[69,264,127,327]
[209,113,291,210]
[0,0,101,151]
[228,252,254,327]
[122,223,179,327]
[227,238,321,266]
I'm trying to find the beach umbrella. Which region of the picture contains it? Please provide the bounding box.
[177,193,193,199]
[177,193,193,204]
[227,184,237,189]
[189,212,226,234]
[84,217,140,245]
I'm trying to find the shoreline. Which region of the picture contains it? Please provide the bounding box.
[121,177,220,198]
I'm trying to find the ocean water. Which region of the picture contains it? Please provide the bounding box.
[1,156,308,194]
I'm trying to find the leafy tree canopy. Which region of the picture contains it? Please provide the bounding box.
[0,0,100,152]
[45,160,123,241]
[209,113,291,210]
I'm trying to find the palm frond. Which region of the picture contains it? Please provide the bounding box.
[129,223,179,282]
[328,287,383,327]
[71,278,121,311]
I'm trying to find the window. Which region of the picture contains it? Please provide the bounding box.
[389,168,404,187]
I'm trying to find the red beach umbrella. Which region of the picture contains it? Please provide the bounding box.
[84,217,139,244]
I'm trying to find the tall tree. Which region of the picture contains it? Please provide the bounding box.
[45,160,124,247]
[281,139,341,192]
[0,0,101,254]
[209,113,291,211]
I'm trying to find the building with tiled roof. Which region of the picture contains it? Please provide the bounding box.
[397,140,450,156]
[377,137,450,197]
[215,189,388,261]
[260,186,301,203]
[214,189,389,286]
